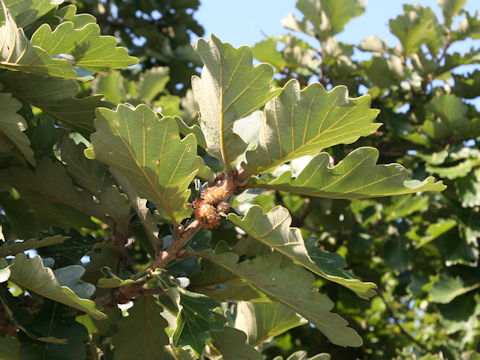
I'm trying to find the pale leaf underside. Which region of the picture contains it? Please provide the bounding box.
[248,147,445,198]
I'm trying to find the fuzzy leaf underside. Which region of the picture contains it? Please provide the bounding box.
[192,34,281,167]
[248,147,445,198]
[194,245,363,347]
[5,254,106,319]
[228,205,377,299]
[90,104,198,224]
[244,79,380,175]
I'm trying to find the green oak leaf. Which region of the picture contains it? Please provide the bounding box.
[430,273,480,304]
[8,254,106,319]
[248,147,445,198]
[415,219,457,249]
[190,257,269,302]
[53,265,95,299]
[90,104,198,224]
[0,91,34,164]
[457,168,480,207]
[97,267,151,288]
[36,227,98,268]
[173,291,225,356]
[243,79,380,175]
[0,6,77,79]
[0,0,62,29]
[389,4,442,56]
[228,205,377,299]
[56,5,97,29]
[0,235,68,257]
[211,327,263,360]
[112,297,168,360]
[282,0,365,40]
[60,138,131,232]
[437,0,466,27]
[31,21,137,72]
[253,37,287,70]
[0,191,39,239]
[0,71,104,136]
[138,67,170,102]
[0,158,108,229]
[0,336,19,360]
[194,245,363,347]
[191,34,280,168]
[229,301,307,346]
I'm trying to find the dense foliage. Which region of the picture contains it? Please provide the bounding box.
[0,0,479,359]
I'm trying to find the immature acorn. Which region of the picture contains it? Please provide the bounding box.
[200,186,229,205]
[193,186,230,229]
[193,200,221,229]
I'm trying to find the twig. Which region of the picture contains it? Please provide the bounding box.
[377,291,430,353]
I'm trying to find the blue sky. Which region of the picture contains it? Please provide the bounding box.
[195,0,480,52]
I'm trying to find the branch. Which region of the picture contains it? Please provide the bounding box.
[377,291,430,353]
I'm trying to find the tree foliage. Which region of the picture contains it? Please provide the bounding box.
[0,0,479,359]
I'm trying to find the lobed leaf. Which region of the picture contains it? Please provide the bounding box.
[243,79,380,175]
[56,5,97,29]
[90,104,198,224]
[415,219,457,249]
[229,301,307,346]
[0,71,104,136]
[173,291,225,356]
[430,273,480,304]
[248,147,446,198]
[7,254,106,319]
[211,327,263,360]
[0,158,108,229]
[112,297,168,360]
[0,0,62,28]
[191,34,280,168]
[0,6,77,79]
[193,245,363,347]
[282,0,365,40]
[228,205,377,299]
[0,91,34,164]
[0,235,68,257]
[60,138,131,232]
[31,21,137,72]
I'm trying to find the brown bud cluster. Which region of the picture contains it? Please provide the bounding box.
[193,185,231,229]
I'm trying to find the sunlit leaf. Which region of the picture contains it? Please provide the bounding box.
[90,104,198,224]
[229,301,307,345]
[243,80,380,175]
[191,34,280,168]
[228,205,377,299]
[248,147,445,198]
